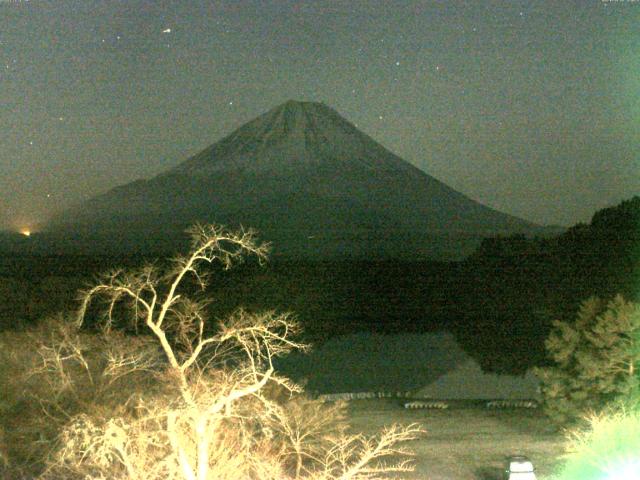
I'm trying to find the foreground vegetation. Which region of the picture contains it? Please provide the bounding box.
[555,405,640,480]
[1,224,423,479]
[535,296,640,425]
[536,296,640,480]
[1,196,639,478]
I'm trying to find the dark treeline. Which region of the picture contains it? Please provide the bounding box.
[202,197,639,374]
[454,196,640,373]
[1,196,638,374]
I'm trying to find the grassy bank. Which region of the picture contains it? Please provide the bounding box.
[345,399,565,480]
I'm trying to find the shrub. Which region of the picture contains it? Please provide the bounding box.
[534,295,640,425]
[553,403,640,480]
[0,314,162,478]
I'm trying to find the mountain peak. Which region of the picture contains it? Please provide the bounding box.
[170,100,409,177]
[279,99,324,108]
[48,100,541,259]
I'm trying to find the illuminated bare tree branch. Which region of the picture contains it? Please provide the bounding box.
[31,224,424,480]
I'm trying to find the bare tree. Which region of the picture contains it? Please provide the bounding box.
[32,224,423,480]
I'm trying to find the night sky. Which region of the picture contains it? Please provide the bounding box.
[1,0,638,233]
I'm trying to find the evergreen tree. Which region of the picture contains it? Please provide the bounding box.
[534,295,640,425]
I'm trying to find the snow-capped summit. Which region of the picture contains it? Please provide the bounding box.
[171,100,415,177]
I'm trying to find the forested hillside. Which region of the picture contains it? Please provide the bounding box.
[454,196,640,373]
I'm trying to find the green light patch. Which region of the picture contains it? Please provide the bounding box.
[554,408,640,480]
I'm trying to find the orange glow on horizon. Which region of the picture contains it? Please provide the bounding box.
[20,229,31,237]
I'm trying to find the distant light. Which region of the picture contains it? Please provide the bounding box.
[20,229,31,237]
[162,28,172,33]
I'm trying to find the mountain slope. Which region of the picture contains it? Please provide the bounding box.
[48,100,545,259]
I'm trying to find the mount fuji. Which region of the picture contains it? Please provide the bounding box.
[47,100,548,259]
